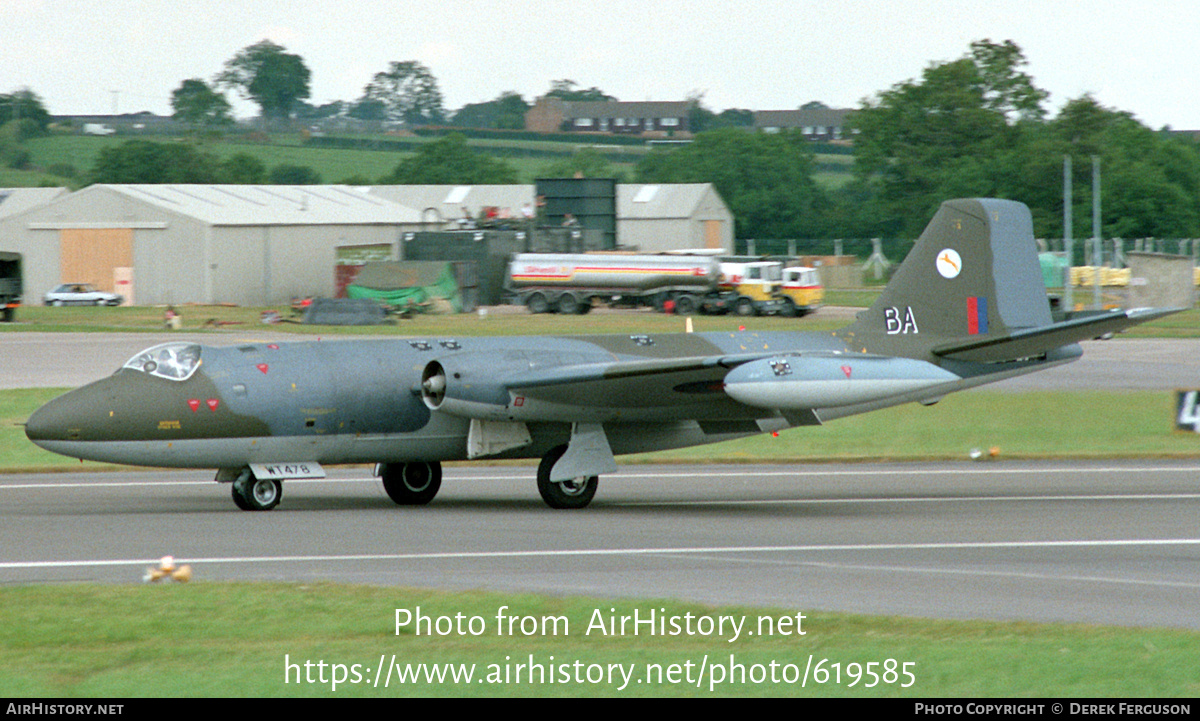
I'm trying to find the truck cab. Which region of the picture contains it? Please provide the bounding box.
[717,260,786,316]
[779,266,823,317]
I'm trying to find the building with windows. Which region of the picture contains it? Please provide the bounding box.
[525,98,692,135]
[753,108,853,142]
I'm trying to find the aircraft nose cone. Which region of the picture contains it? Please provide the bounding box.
[24,394,77,444]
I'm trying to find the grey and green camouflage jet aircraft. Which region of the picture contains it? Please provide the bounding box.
[25,199,1179,511]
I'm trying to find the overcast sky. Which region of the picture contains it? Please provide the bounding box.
[4,0,1199,129]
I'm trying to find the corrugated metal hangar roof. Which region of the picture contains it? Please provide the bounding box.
[369,184,727,221]
[0,187,69,219]
[91,184,421,226]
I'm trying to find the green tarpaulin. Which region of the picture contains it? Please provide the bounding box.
[346,262,462,313]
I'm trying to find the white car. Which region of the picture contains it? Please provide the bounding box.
[43,283,123,307]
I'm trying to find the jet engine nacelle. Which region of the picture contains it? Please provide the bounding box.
[419,356,631,424]
[420,356,514,420]
[722,354,960,410]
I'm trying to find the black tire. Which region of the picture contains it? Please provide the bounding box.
[556,293,579,315]
[780,299,798,317]
[536,444,598,509]
[674,294,697,315]
[735,297,756,317]
[526,293,549,314]
[381,462,442,505]
[231,470,281,511]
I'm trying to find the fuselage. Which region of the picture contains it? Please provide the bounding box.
[23,328,1084,471]
[23,331,842,468]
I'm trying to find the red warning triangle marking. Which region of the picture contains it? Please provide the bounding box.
[841,365,852,379]
[187,399,201,412]
[256,363,269,374]
[206,399,220,411]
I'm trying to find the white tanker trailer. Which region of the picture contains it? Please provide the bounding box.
[505,253,786,316]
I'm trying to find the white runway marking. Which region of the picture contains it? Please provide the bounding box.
[676,554,1200,591]
[4,537,1200,571]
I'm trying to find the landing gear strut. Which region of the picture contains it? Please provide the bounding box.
[231,469,282,511]
[380,462,442,505]
[537,444,598,509]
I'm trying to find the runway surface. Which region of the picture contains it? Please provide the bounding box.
[3,461,1199,630]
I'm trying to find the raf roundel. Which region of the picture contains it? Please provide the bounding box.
[936,249,962,279]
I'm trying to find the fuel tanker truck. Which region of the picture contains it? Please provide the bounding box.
[505,253,797,316]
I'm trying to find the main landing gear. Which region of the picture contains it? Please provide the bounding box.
[379,461,442,505]
[222,449,601,510]
[536,444,598,509]
[231,469,282,511]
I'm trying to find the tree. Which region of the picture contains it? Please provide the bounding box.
[268,163,321,185]
[849,39,1049,235]
[689,100,755,133]
[361,61,445,126]
[637,128,826,239]
[383,133,517,184]
[89,140,221,184]
[348,98,387,122]
[294,100,347,120]
[1049,96,1200,238]
[968,39,1049,122]
[219,153,266,184]
[452,92,529,130]
[216,41,311,120]
[545,80,616,102]
[539,147,623,181]
[171,79,233,128]
[0,88,51,134]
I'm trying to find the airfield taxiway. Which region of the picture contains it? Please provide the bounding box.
[3,461,1200,630]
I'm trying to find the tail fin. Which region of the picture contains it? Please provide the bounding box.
[838,198,1179,363]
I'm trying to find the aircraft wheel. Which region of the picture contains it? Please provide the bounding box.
[231,470,282,511]
[382,461,442,505]
[536,444,598,509]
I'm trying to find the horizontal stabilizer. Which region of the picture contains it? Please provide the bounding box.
[933,307,1182,362]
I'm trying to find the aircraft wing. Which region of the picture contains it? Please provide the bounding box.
[421,349,963,423]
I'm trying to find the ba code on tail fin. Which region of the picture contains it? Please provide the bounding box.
[839,198,1053,360]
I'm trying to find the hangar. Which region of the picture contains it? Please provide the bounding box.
[0,184,420,306]
[0,183,733,307]
[369,183,734,252]
[0,187,69,220]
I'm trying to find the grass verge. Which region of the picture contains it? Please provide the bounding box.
[1,583,1197,697]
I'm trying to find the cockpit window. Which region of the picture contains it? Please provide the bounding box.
[122,343,202,381]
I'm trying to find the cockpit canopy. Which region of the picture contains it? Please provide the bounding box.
[122,343,202,381]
